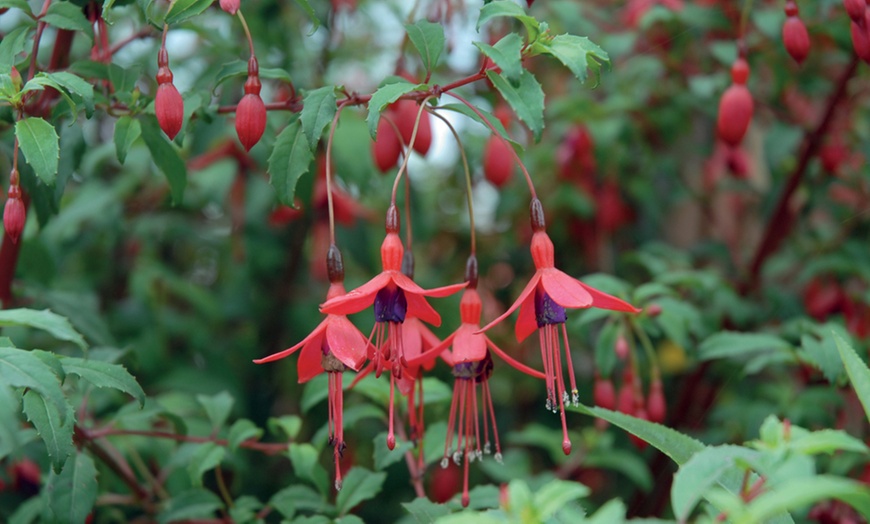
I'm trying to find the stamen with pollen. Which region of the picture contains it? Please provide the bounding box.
[372,286,408,451]
[535,289,574,455]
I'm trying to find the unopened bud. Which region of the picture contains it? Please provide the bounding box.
[219,0,240,14]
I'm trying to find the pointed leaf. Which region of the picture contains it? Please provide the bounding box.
[293,0,321,32]
[533,479,589,519]
[164,0,213,25]
[0,347,67,424]
[436,103,518,146]
[15,117,60,185]
[0,0,32,13]
[0,26,30,73]
[113,116,141,164]
[140,115,186,204]
[402,497,451,523]
[335,467,386,515]
[536,34,609,84]
[474,33,523,81]
[227,419,263,452]
[43,2,93,37]
[45,452,97,524]
[405,20,445,74]
[45,72,95,117]
[476,0,539,38]
[158,489,223,524]
[671,445,761,521]
[288,443,329,495]
[366,81,422,139]
[59,357,145,407]
[0,308,87,350]
[268,118,313,206]
[743,476,870,524]
[196,390,234,430]
[834,332,870,421]
[485,69,545,142]
[188,442,226,487]
[23,390,74,473]
[300,86,337,150]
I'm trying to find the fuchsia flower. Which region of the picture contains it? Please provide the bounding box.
[254,245,368,490]
[408,256,545,507]
[320,205,466,449]
[479,199,640,455]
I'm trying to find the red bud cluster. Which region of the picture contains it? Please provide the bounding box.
[782,1,810,64]
[235,56,267,152]
[155,48,184,140]
[716,58,753,147]
[4,169,24,244]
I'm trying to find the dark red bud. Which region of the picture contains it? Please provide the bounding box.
[371,117,401,173]
[845,0,865,21]
[4,194,25,244]
[385,204,400,234]
[235,93,266,151]
[483,135,514,188]
[730,58,750,85]
[784,0,798,17]
[716,84,753,147]
[850,20,870,63]
[156,66,173,85]
[326,243,344,283]
[465,255,478,288]
[783,17,810,64]
[155,82,184,140]
[529,198,546,232]
[157,47,169,69]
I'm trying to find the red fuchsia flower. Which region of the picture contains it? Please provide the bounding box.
[155,48,183,140]
[4,169,24,244]
[408,256,545,507]
[479,199,640,455]
[254,245,368,490]
[782,1,810,65]
[320,205,467,449]
[717,57,753,147]
[236,56,267,152]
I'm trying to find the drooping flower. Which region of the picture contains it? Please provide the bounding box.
[320,205,466,448]
[235,56,267,152]
[408,256,545,507]
[478,199,640,455]
[782,1,810,65]
[717,58,753,147]
[4,169,25,244]
[155,48,183,140]
[254,245,368,490]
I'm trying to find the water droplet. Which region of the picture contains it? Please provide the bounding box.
[545,398,552,411]
[484,442,491,454]
[453,451,462,465]
[494,452,503,464]
[440,457,449,469]
[335,479,343,491]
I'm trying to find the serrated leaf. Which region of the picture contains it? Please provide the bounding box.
[405,20,445,74]
[113,116,141,165]
[335,467,386,515]
[140,115,186,204]
[46,72,95,117]
[293,0,320,32]
[45,452,97,524]
[671,445,760,521]
[0,27,31,73]
[59,356,145,407]
[0,384,23,461]
[43,2,93,37]
[537,34,609,84]
[23,390,74,473]
[475,33,523,82]
[196,390,234,430]
[288,443,329,495]
[15,117,60,185]
[698,331,791,361]
[533,479,589,519]
[0,308,87,349]
[0,0,32,13]
[164,0,212,25]
[268,119,313,206]
[21,75,81,120]
[402,497,451,523]
[300,86,337,150]
[486,69,545,142]
[227,419,263,452]
[188,442,226,487]
[834,332,870,421]
[158,489,223,524]
[0,347,67,423]
[269,484,329,518]
[742,476,870,524]
[366,81,422,139]
[476,0,539,38]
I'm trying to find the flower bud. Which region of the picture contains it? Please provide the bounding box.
[483,135,513,188]
[716,83,753,147]
[235,93,266,151]
[371,117,402,173]
[782,16,810,64]
[4,192,25,244]
[394,99,432,156]
[593,374,616,410]
[845,0,865,21]
[851,20,870,63]
[647,376,666,423]
[615,334,629,360]
[9,67,22,90]
[219,0,239,14]
[730,58,749,85]
[155,82,184,140]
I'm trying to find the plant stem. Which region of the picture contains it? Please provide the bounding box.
[88,427,290,454]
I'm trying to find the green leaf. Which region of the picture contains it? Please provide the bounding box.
[8,496,43,524]
[269,484,330,518]
[164,0,213,25]
[108,63,141,94]
[0,308,87,350]
[43,2,93,37]
[213,61,294,91]
[536,34,609,84]
[268,414,303,440]
[22,75,81,119]
[834,332,870,421]
[0,0,32,13]
[140,115,187,204]
[366,81,422,139]
[288,443,329,495]
[45,72,95,117]
[0,347,67,423]
[23,389,74,473]
[335,467,386,515]
[790,429,869,455]
[373,431,413,470]
[113,116,141,165]
[293,0,320,32]
[227,419,263,452]
[0,384,24,462]
[671,445,760,521]
[268,119,313,206]
[300,86,337,150]
[402,497,451,523]
[474,33,523,81]
[476,0,540,38]
[45,452,97,524]
[698,331,791,361]
[15,118,60,185]
[485,69,545,141]
[196,390,234,430]
[533,479,589,519]
[741,476,870,524]
[158,489,223,524]
[59,356,145,407]
[0,27,31,73]
[188,442,226,487]
[405,20,445,74]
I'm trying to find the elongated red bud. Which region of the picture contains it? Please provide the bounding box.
[845,0,865,21]
[615,334,629,360]
[394,100,431,156]
[155,82,183,140]
[647,377,666,423]
[616,369,634,415]
[372,117,401,173]
[851,20,870,63]
[483,135,513,188]
[593,374,616,410]
[716,84,753,146]
[782,15,810,64]
[219,0,239,14]
[235,93,266,151]
[4,179,24,244]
